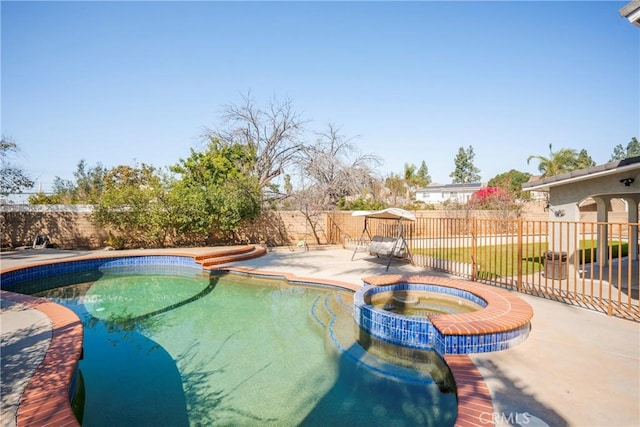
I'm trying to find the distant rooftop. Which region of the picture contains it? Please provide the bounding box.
[417,182,483,191]
[522,156,640,192]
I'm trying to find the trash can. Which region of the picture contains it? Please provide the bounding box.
[543,251,567,280]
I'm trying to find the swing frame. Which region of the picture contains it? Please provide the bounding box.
[350,208,415,271]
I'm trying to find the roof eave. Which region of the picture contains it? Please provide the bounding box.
[523,161,640,192]
[620,1,640,27]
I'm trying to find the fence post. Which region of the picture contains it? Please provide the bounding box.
[517,217,523,292]
[471,217,477,281]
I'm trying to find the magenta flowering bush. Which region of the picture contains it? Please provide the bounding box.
[468,187,513,209]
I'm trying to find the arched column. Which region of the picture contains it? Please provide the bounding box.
[621,197,639,261]
[592,196,611,267]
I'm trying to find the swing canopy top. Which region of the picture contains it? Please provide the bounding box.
[351,208,416,221]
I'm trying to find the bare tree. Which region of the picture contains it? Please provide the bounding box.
[291,124,382,243]
[208,92,307,190]
[301,123,381,208]
[0,136,34,198]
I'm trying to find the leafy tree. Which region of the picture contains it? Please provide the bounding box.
[337,196,386,211]
[0,136,34,197]
[527,144,593,178]
[403,164,417,190]
[28,191,59,204]
[450,146,481,184]
[610,144,625,161]
[384,173,405,206]
[610,137,640,161]
[576,149,595,169]
[30,160,107,204]
[28,192,64,204]
[92,163,171,248]
[416,161,431,187]
[170,138,261,240]
[403,161,431,198]
[488,169,532,201]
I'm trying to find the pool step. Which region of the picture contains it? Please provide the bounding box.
[195,245,267,269]
[310,296,331,328]
[316,292,444,387]
[309,292,352,330]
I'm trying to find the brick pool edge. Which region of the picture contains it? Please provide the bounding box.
[0,290,83,427]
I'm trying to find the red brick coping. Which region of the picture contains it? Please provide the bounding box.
[0,290,83,427]
[1,249,503,427]
[362,275,534,338]
[445,354,495,427]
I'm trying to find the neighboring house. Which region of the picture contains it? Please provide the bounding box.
[525,176,548,201]
[415,183,483,204]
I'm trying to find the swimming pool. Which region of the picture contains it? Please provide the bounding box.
[18,262,457,426]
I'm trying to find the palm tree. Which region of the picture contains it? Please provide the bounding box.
[527,144,588,178]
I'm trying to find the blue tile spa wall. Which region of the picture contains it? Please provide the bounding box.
[353,282,529,355]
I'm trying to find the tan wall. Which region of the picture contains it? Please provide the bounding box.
[0,207,331,250]
[0,201,633,250]
[234,210,329,247]
[1,208,108,249]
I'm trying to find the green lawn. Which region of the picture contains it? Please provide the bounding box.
[413,240,628,279]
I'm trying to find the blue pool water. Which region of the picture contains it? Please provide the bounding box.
[26,266,457,426]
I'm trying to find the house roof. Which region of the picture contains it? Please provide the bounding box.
[416,182,483,192]
[522,156,640,192]
[620,1,640,27]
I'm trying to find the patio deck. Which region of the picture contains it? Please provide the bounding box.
[1,247,638,427]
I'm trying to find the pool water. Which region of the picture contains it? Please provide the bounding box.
[371,291,483,317]
[30,267,457,426]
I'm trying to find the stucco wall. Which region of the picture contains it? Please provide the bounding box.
[0,202,632,250]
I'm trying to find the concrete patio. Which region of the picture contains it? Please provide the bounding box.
[1,247,638,426]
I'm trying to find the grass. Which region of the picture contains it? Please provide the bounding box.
[576,240,628,264]
[414,240,629,279]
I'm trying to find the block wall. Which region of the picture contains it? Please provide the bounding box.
[1,207,330,249]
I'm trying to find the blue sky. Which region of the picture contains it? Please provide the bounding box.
[2,1,638,194]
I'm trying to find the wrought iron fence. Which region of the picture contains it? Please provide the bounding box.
[329,213,639,321]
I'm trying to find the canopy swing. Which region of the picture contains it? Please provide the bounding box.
[350,208,416,270]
